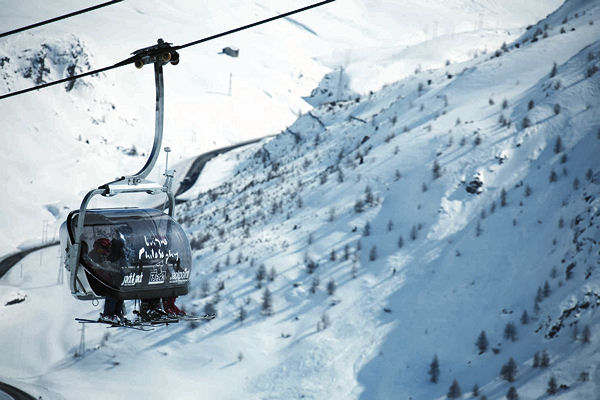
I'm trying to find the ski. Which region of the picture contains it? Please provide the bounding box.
[178,313,216,321]
[75,318,153,331]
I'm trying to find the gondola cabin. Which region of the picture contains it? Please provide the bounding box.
[60,208,191,301]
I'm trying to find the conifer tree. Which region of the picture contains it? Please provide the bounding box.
[582,325,592,344]
[327,278,336,296]
[543,281,551,297]
[506,386,519,400]
[540,351,550,367]
[428,355,440,383]
[520,310,529,325]
[500,357,517,382]
[238,306,247,323]
[369,245,377,261]
[504,322,518,341]
[261,288,273,316]
[476,330,489,353]
[547,376,558,395]
[310,275,320,294]
[447,379,461,399]
[256,264,266,288]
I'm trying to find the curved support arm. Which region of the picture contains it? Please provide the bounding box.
[129,61,165,182]
[68,188,104,296]
[106,61,165,187]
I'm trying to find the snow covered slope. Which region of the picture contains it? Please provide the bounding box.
[3,0,600,399]
[0,0,561,254]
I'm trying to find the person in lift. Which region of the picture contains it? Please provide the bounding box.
[88,238,126,323]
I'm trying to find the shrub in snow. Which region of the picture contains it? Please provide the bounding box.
[579,371,590,382]
[524,185,532,197]
[500,357,517,382]
[520,310,529,325]
[428,355,440,383]
[554,103,561,115]
[502,99,509,109]
[522,116,532,129]
[387,220,394,231]
[549,170,558,182]
[268,267,276,282]
[528,100,535,110]
[586,168,593,181]
[447,379,461,398]
[472,384,479,397]
[398,235,404,248]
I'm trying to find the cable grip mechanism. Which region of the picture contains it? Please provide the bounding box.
[132,38,180,69]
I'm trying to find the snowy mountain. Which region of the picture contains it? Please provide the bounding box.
[1,0,599,399]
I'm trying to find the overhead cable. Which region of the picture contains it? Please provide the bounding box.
[0,0,124,39]
[0,0,334,101]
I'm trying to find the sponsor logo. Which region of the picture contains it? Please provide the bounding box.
[149,269,166,285]
[170,269,190,283]
[121,272,143,287]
